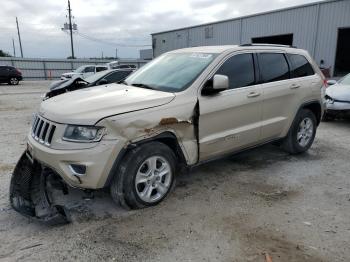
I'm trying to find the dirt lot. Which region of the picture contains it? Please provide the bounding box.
[0,81,349,262]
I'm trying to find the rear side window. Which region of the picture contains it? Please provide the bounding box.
[84,66,95,73]
[259,53,289,83]
[216,53,255,89]
[96,66,107,72]
[288,54,314,78]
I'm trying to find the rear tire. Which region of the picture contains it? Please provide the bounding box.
[8,77,19,85]
[282,109,317,154]
[110,142,176,209]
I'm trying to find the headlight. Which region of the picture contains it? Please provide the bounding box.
[325,95,334,104]
[63,125,105,142]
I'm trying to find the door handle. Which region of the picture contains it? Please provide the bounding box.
[290,83,301,89]
[247,92,261,98]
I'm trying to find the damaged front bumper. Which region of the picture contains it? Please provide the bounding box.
[9,152,70,225]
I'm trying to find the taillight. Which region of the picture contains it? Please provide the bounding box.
[16,69,22,75]
[323,79,328,88]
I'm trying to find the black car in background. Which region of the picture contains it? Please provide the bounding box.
[45,68,134,99]
[0,65,23,85]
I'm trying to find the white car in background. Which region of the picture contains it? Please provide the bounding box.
[324,73,350,120]
[106,61,137,70]
[60,65,108,80]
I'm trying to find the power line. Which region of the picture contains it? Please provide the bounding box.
[76,31,151,47]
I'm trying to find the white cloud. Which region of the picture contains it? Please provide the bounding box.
[0,0,322,58]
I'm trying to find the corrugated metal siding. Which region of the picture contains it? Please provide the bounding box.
[152,0,350,76]
[241,5,318,52]
[315,0,350,75]
[189,20,241,47]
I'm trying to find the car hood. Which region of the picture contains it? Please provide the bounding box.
[49,79,72,90]
[326,84,350,101]
[62,72,82,77]
[49,77,86,91]
[39,84,176,125]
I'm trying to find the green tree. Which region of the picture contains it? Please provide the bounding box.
[0,50,12,57]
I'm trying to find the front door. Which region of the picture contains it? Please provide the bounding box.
[198,53,263,161]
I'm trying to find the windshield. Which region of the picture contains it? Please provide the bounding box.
[125,52,217,92]
[84,70,111,83]
[338,73,350,85]
[74,66,87,73]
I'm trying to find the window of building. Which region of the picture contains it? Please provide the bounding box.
[216,53,255,89]
[288,54,314,78]
[258,53,289,83]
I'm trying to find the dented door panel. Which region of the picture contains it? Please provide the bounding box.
[198,85,263,160]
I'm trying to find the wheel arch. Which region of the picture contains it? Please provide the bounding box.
[300,100,322,126]
[104,131,187,188]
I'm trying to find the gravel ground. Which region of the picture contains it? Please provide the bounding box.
[0,81,349,262]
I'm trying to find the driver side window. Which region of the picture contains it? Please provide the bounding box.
[216,53,255,89]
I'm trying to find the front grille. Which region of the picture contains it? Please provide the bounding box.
[31,115,56,146]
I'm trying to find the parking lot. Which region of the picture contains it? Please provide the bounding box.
[0,81,349,261]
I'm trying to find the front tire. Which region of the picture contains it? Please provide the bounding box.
[282,109,317,154]
[110,142,176,209]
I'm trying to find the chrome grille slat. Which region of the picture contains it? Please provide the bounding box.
[38,122,47,143]
[31,115,56,147]
[44,125,53,145]
[32,116,39,135]
[35,120,43,139]
[33,119,42,138]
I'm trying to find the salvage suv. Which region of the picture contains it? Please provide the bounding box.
[10,44,325,224]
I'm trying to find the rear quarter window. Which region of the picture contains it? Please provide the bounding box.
[258,53,289,83]
[288,54,315,78]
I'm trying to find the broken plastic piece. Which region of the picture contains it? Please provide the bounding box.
[9,152,70,225]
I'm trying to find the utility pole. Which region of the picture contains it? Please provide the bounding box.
[12,38,16,57]
[115,48,118,59]
[67,0,75,59]
[16,17,23,58]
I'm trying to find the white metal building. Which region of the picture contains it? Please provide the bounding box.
[151,0,350,76]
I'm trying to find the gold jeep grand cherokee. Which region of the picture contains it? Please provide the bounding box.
[10,44,326,224]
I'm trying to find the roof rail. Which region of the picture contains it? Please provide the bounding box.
[240,43,297,48]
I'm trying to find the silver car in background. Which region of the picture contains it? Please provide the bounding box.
[325,73,350,119]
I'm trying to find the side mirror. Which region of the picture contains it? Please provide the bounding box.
[213,74,229,91]
[326,80,337,86]
[98,79,108,85]
[202,74,229,95]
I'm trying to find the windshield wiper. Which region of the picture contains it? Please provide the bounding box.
[130,83,156,90]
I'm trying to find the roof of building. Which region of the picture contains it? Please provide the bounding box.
[151,0,340,35]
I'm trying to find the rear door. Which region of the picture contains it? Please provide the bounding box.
[198,52,263,160]
[287,53,320,98]
[258,52,301,141]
